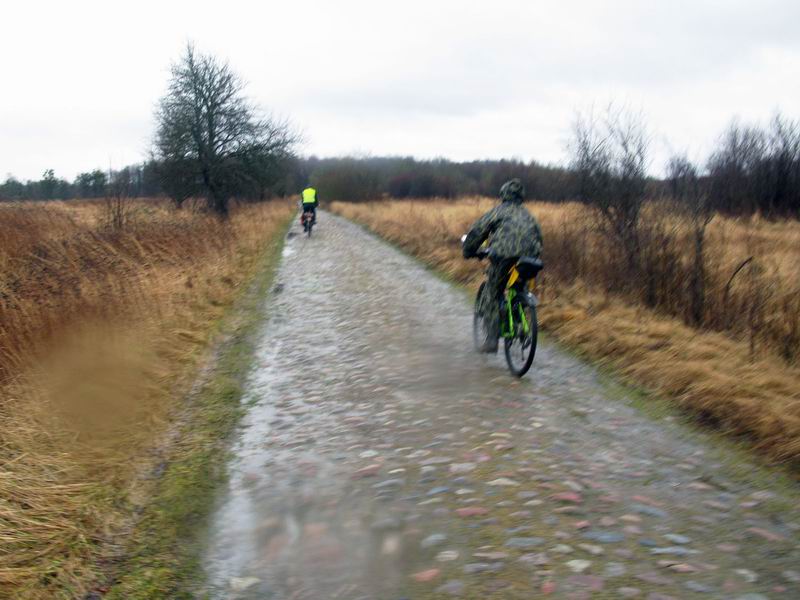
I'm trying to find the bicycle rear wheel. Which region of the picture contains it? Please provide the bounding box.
[503,298,537,377]
[473,282,491,352]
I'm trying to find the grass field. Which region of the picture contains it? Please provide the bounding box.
[331,199,800,469]
[0,198,293,598]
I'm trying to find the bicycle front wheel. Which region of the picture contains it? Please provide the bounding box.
[504,299,537,377]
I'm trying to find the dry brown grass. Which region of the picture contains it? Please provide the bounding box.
[331,199,800,468]
[0,198,293,598]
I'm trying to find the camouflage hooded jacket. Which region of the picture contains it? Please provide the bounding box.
[462,199,543,260]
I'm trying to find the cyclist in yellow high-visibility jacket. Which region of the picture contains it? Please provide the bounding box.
[301,185,318,224]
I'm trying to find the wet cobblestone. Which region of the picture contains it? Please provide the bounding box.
[202,212,800,599]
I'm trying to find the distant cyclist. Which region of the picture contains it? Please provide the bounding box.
[462,178,543,352]
[301,184,318,224]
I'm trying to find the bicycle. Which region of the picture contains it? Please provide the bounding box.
[471,248,543,377]
[301,209,315,237]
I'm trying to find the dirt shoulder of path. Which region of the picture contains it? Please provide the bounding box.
[330,201,800,473]
[0,200,293,599]
[99,222,294,599]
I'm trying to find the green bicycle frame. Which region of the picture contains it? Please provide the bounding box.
[500,288,531,338]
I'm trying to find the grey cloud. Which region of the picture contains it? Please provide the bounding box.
[1,0,799,179]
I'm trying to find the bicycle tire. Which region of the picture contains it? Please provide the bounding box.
[473,282,490,352]
[503,297,537,377]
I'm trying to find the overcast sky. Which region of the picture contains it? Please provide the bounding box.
[2,0,798,180]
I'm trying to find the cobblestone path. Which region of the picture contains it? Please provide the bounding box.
[202,212,799,599]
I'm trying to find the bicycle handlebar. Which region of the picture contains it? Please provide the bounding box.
[461,235,490,260]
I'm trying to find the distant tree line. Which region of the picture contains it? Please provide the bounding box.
[286,156,578,203]
[298,113,799,218]
[0,163,161,201]
[0,156,578,204]
[3,102,798,218]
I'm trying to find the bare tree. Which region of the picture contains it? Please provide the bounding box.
[156,156,194,209]
[707,120,765,214]
[570,106,650,275]
[154,44,298,217]
[667,154,713,326]
[104,167,133,230]
[765,114,800,215]
[706,114,800,216]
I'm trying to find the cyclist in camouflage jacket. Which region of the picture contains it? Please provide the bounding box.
[462,178,543,352]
